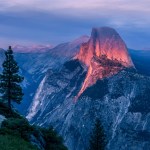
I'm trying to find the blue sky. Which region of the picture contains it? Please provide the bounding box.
[0,0,150,49]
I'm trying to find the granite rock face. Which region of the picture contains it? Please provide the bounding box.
[76,27,133,67]
[27,27,150,150]
[26,60,87,122]
[76,27,134,97]
[27,60,150,150]
[0,36,88,114]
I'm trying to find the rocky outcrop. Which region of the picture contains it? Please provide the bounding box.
[26,60,87,121]
[75,27,134,97]
[76,27,133,67]
[27,60,150,150]
[26,27,150,150]
[77,55,126,98]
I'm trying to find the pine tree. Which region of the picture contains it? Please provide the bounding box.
[0,46,24,111]
[88,118,107,150]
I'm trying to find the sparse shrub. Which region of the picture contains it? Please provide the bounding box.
[0,135,38,150]
[0,117,34,141]
[40,127,68,150]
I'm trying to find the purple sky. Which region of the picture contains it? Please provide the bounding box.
[0,0,150,49]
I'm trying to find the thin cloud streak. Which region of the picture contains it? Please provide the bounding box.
[1,0,150,13]
[0,0,150,49]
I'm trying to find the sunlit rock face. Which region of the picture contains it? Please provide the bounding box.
[76,27,134,96]
[76,27,133,67]
[78,56,126,97]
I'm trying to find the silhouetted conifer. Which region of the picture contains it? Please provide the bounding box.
[0,46,24,111]
[88,118,107,150]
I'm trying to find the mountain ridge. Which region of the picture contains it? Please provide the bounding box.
[75,27,135,97]
[26,27,150,150]
[1,27,150,150]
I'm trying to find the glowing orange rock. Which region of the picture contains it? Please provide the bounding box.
[75,27,134,99]
[76,27,133,67]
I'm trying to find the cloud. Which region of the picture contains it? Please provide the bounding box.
[1,0,150,12]
[1,0,149,28]
[0,0,150,49]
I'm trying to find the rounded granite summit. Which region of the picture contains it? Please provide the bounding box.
[76,27,135,96]
[76,26,134,68]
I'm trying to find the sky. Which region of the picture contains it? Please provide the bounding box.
[0,0,150,49]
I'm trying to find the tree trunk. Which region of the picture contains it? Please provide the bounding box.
[8,94,11,111]
[8,54,11,112]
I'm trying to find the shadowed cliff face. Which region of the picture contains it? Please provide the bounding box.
[76,27,134,97]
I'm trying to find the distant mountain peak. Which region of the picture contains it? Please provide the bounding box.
[91,27,117,38]
[12,44,53,53]
[75,27,134,97]
[70,35,89,46]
